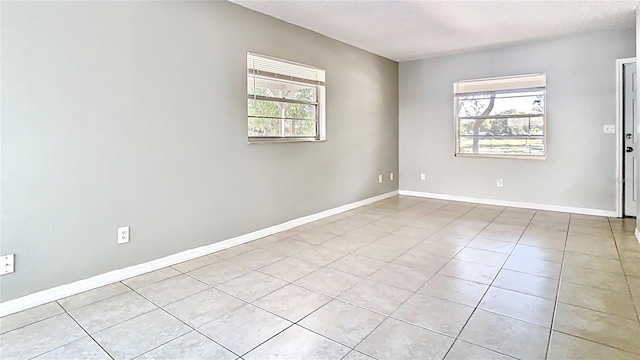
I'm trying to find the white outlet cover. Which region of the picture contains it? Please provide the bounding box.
[497,179,503,187]
[603,124,615,134]
[390,173,394,181]
[378,175,383,183]
[1,254,15,275]
[117,226,130,244]
[420,173,426,180]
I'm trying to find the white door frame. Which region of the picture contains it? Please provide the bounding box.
[616,57,636,217]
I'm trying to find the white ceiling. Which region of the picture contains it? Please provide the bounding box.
[230,0,638,62]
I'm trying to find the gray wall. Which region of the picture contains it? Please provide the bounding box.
[0,1,399,301]
[400,30,635,212]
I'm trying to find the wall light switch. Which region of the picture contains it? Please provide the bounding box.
[118,226,130,244]
[1,254,15,275]
[603,124,615,134]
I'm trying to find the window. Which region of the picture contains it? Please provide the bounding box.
[454,74,546,158]
[247,53,326,143]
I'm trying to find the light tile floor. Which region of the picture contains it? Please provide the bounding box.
[2,196,640,359]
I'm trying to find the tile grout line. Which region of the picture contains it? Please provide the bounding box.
[120,281,245,359]
[345,202,485,359]
[543,213,573,360]
[439,204,535,360]
[41,300,117,360]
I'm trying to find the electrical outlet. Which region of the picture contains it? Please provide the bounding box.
[390,173,394,181]
[497,179,503,187]
[420,173,426,181]
[378,174,383,183]
[1,254,15,275]
[603,124,615,134]
[117,226,130,244]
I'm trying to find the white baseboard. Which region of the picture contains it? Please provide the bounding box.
[0,190,398,317]
[399,190,618,217]
[635,228,640,245]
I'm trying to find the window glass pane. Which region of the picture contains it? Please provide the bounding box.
[284,103,316,120]
[458,90,544,117]
[248,99,281,118]
[458,116,544,156]
[248,118,281,137]
[248,77,316,102]
[284,120,317,137]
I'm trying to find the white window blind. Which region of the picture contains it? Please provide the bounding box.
[454,74,546,95]
[247,53,325,85]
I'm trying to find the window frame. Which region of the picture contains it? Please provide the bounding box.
[247,53,326,144]
[453,75,547,160]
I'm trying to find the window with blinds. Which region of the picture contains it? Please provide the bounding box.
[247,53,326,142]
[454,74,546,158]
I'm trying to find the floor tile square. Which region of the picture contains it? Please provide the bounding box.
[122,267,181,289]
[339,279,412,315]
[553,303,640,354]
[164,288,245,327]
[93,309,190,360]
[32,336,110,360]
[58,283,130,311]
[356,318,454,360]
[492,269,558,300]
[137,331,236,360]
[258,257,319,282]
[510,244,563,263]
[290,229,338,245]
[295,268,362,296]
[392,293,474,337]
[343,350,377,360]
[466,238,516,254]
[563,252,624,274]
[328,253,386,277]
[265,239,313,256]
[418,274,489,306]
[445,340,515,360]
[478,287,555,327]
[368,263,432,291]
[171,253,220,273]
[411,240,464,258]
[136,274,210,306]
[547,331,640,360]
[229,248,285,269]
[216,271,287,302]
[0,302,64,335]
[254,284,331,322]
[392,250,449,273]
[244,325,349,359]
[215,244,256,259]
[561,264,630,293]
[354,242,406,262]
[453,248,509,267]
[321,235,372,252]
[294,246,348,266]
[0,314,86,359]
[458,309,549,360]
[198,304,292,356]
[188,260,252,286]
[558,281,637,320]
[68,291,156,333]
[438,259,500,284]
[503,255,561,279]
[299,299,386,347]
